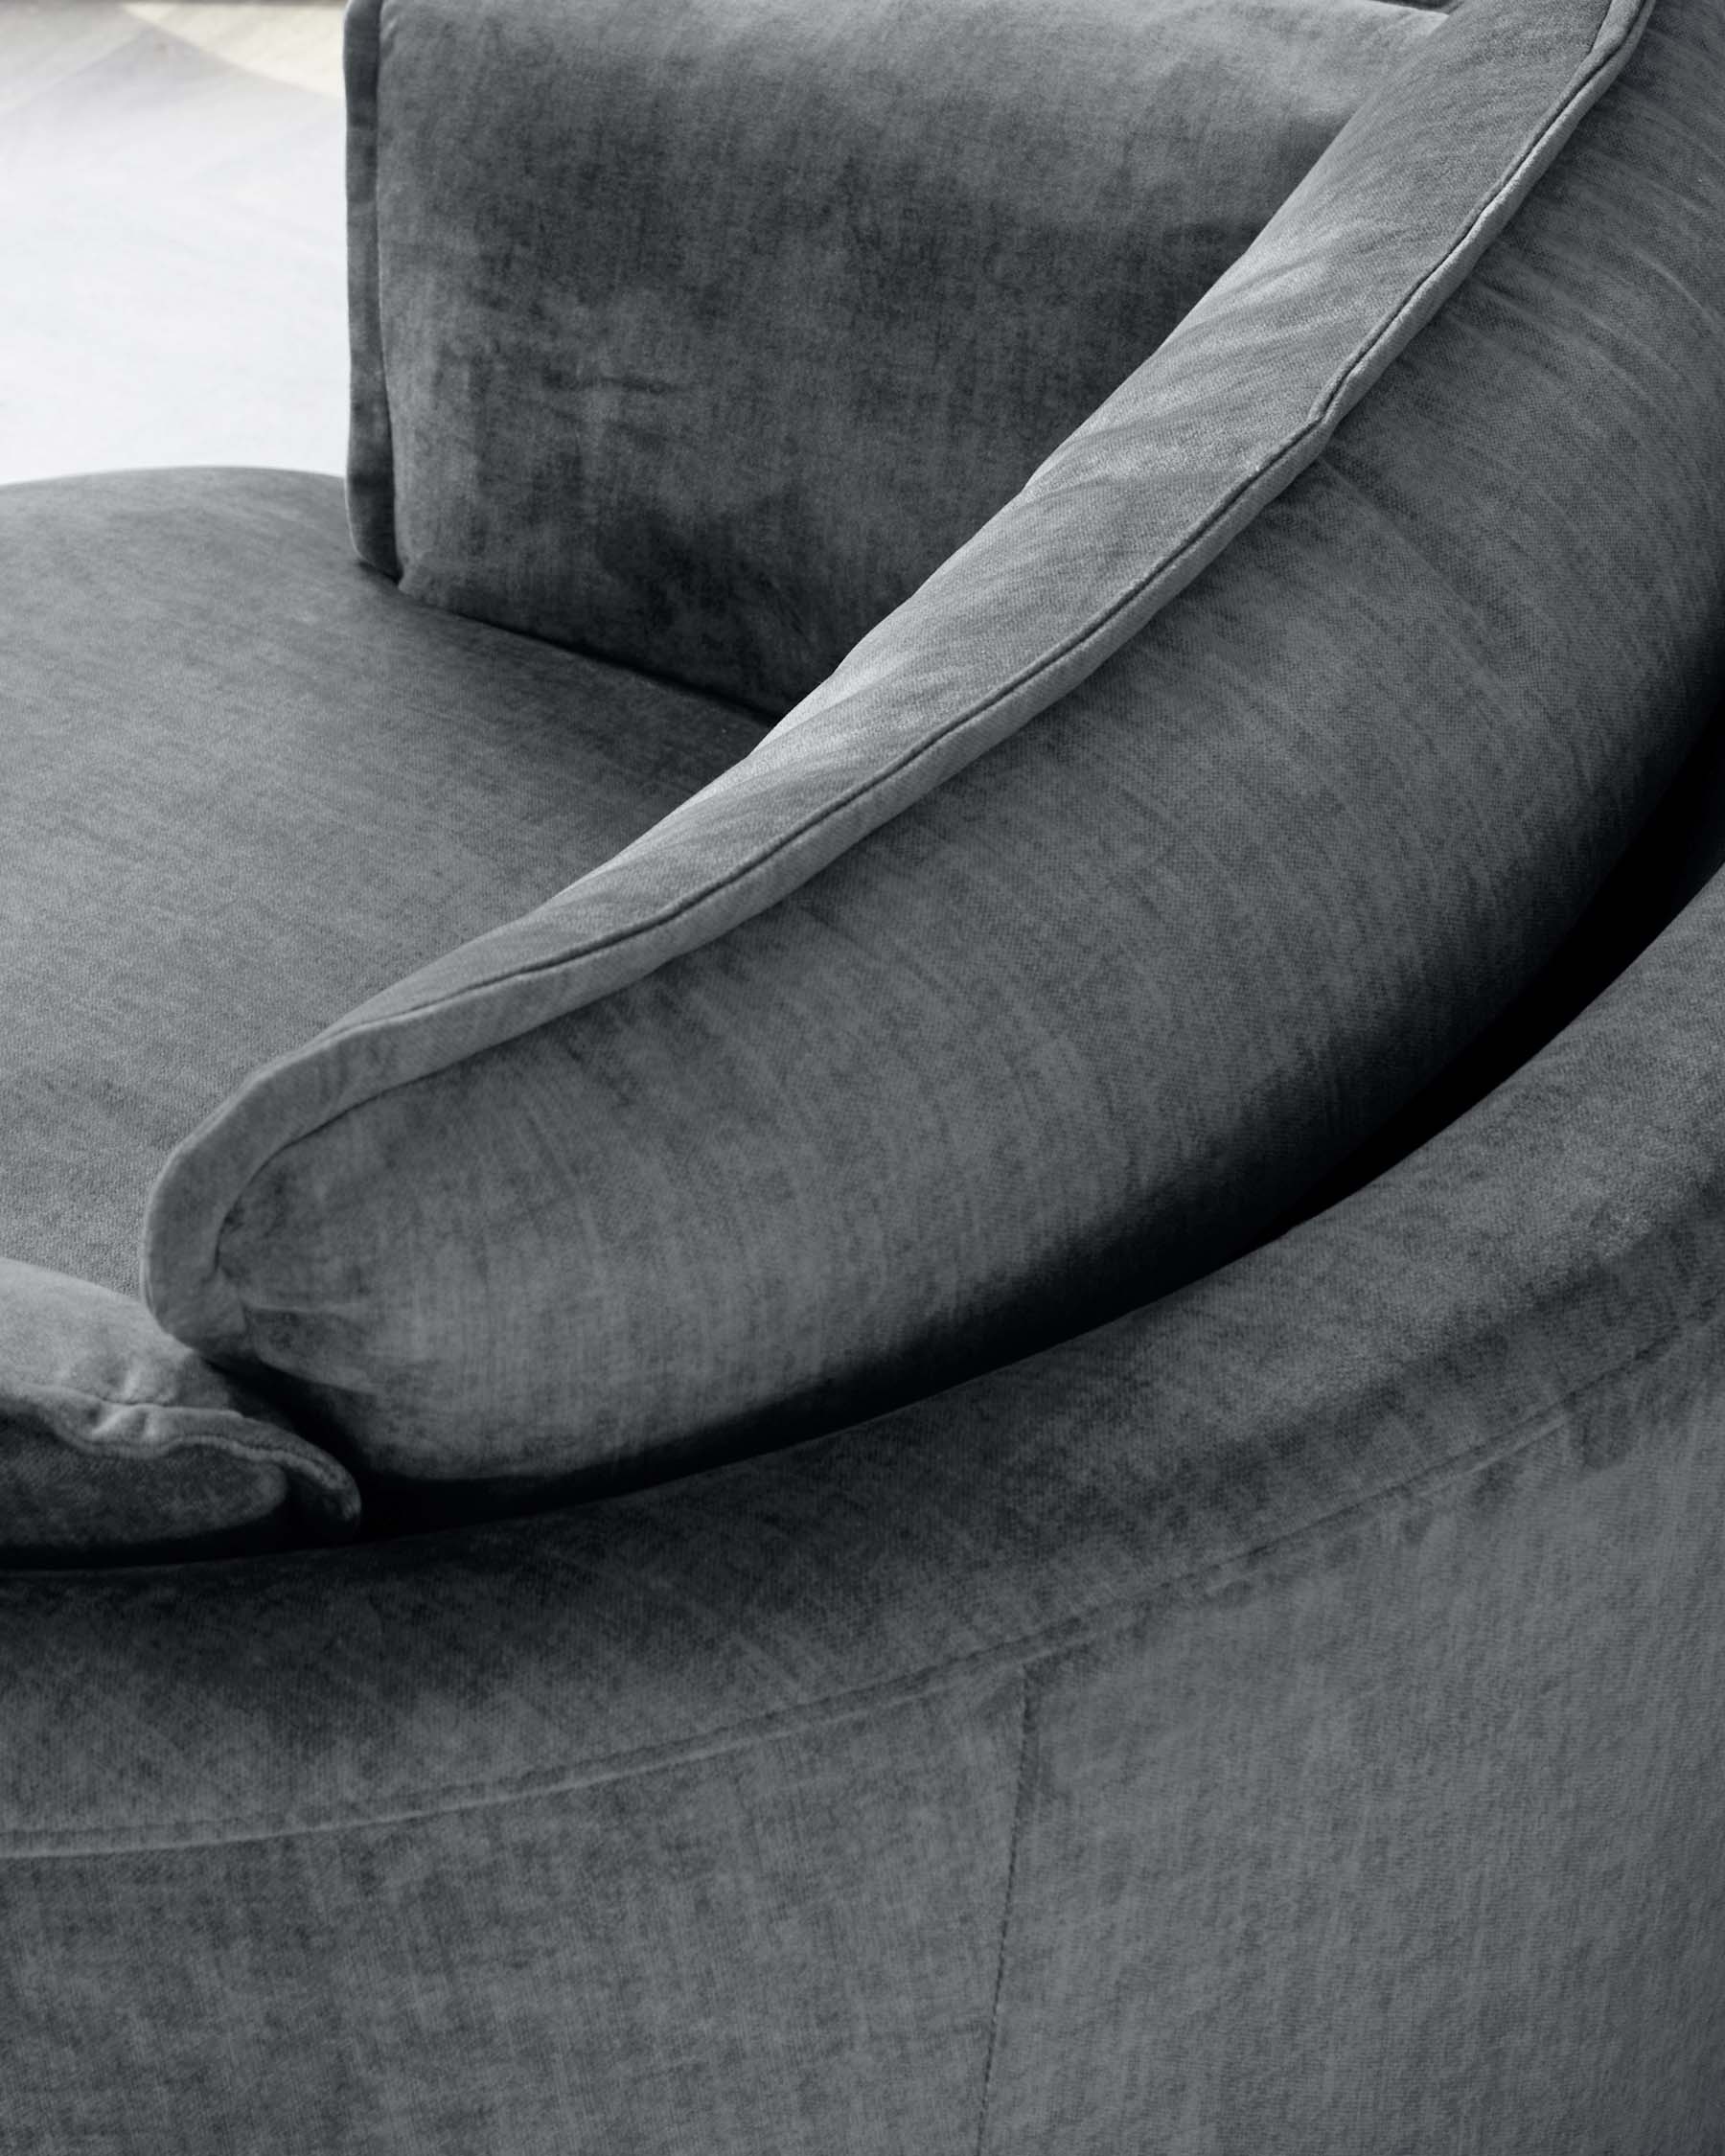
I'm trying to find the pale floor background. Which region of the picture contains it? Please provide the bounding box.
[1,0,348,486]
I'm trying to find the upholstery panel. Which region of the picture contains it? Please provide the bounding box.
[1,1667,1024,2155]
[978,1399,1725,2154]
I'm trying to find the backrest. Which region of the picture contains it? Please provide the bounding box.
[346,0,1444,714]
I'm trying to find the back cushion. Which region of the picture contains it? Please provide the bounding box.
[347,0,1443,714]
[146,0,1725,1525]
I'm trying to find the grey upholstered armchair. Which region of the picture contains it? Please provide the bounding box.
[4,0,1725,2147]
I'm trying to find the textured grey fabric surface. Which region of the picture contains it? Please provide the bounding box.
[6,680,1724,2150]
[5,0,1723,2147]
[0,1257,356,1567]
[346,0,1440,715]
[0,468,760,1296]
[148,0,1717,1520]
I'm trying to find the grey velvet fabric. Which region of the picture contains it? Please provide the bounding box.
[148,0,1714,1517]
[347,0,1442,715]
[7,700,1725,2147]
[0,468,760,1296]
[0,1258,356,1567]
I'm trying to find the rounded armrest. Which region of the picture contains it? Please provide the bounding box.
[7,789,1724,2147]
[12,815,1725,1838]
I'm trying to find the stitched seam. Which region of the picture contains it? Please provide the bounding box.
[5,1281,1710,1859]
[315,454,1286,1043]
[4,1383,356,1495]
[974,1663,1036,2156]
[319,3,1641,1044]
[1305,0,1631,438]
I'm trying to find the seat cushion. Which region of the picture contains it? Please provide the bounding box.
[0,468,763,1296]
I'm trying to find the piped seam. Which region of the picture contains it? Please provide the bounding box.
[974,1663,1036,2156]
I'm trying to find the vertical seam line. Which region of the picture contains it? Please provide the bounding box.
[975,1660,1039,2156]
